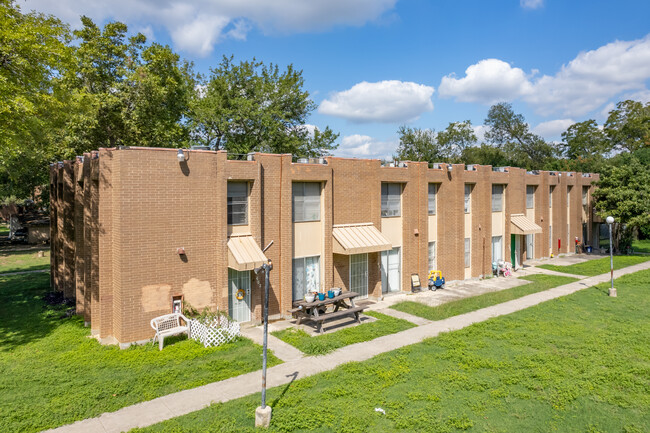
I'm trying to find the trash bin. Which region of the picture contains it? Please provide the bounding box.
[585,246,592,253]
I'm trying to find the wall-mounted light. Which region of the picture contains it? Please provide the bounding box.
[447,163,453,172]
[177,149,186,162]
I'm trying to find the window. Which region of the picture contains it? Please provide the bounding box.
[428,184,437,215]
[227,182,248,225]
[492,184,504,212]
[464,184,472,214]
[464,238,471,268]
[491,236,502,263]
[381,183,401,217]
[582,186,589,206]
[567,186,572,207]
[549,226,552,251]
[526,185,535,209]
[292,256,320,301]
[428,241,436,271]
[549,186,554,208]
[293,182,321,222]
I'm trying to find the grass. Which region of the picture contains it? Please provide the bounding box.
[631,239,650,253]
[272,311,415,355]
[391,274,578,322]
[134,269,650,433]
[538,255,650,276]
[0,248,50,273]
[0,272,282,433]
[0,224,8,237]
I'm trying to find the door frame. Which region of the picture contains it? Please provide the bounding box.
[349,253,369,299]
[228,268,252,323]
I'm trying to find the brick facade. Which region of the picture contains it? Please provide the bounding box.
[50,148,599,345]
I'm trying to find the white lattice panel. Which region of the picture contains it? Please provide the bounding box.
[189,319,240,348]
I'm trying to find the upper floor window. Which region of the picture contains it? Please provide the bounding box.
[428,183,437,215]
[227,182,248,225]
[492,184,504,212]
[567,185,572,206]
[381,183,401,217]
[526,185,535,209]
[464,184,473,214]
[582,186,589,206]
[549,186,554,208]
[293,182,321,222]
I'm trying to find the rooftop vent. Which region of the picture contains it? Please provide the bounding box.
[466,164,477,171]
[493,167,508,173]
[526,170,539,175]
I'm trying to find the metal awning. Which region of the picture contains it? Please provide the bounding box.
[510,214,542,235]
[227,234,267,271]
[333,223,392,255]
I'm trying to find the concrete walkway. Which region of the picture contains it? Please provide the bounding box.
[44,259,650,433]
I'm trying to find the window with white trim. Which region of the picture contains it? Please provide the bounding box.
[492,184,504,212]
[464,184,472,214]
[227,182,248,225]
[492,236,502,263]
[292,256,320,301]
[293,182,321,222]
[526,185,535,209]
[381,183,401,217]
[464,238,471,268]
[428,184,437,215]
[428,241,436,271]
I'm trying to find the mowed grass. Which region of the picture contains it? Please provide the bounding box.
[632,239,650,253]
[134,269,650,433]
[391,274,577,322]
[538,255,650,276]
[0,272,281,433]
[272,311,415,355]
[0,248,50,273]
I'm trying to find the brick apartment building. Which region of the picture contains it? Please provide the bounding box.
[50,147,600,346]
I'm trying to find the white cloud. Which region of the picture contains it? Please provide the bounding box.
[520,0,544,9]
[336,134,398,159]
[438,59,532,105]
[531,119,575,139]
[22,0,397,56]
[473,125,488,143]
[438,35,650,117]
[319,80,435,123]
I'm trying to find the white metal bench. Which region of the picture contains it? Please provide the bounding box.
[150,313,190,351]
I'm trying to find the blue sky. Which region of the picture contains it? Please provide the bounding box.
[22,0,650,159]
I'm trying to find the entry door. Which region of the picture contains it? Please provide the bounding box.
[350,253,368,299]
[515,236,521,268]
[228,269,251,322]
[526,234,534,260]
[381,247,401,293]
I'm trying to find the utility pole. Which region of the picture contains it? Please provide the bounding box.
[255,259,273,427]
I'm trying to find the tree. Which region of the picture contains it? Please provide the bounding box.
[394,126,442,162]
[604,100,650,152]
[558,120,610,173]
[437,120,477,162]
[189,56,338,157]
[461,144,510,167]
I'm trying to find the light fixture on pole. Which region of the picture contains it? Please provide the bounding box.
[606,216,616,297]
[177,148,186,162]
[255,257,273,428]
[447,163,453,172]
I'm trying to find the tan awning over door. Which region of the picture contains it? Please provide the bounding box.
[510,214,542,235]
[333,223,392,255]
[227,234,267,271]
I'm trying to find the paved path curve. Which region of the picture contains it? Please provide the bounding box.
[43,261,650,433]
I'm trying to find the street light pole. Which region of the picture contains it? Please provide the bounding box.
[255,259,273,427]
[606,216,617,297]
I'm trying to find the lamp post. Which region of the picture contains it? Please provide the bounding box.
[606,216,616,297]
[255,259,273,427]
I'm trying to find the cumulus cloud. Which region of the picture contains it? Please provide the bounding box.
[439,59,532,105]
[531,119,575,140]
[336,134,398,159]
[520,0,544,9]
[438,35,650,117]
[319,80,435,123]
[22,0,397,57]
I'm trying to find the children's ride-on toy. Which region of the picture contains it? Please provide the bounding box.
[428,270,445,290]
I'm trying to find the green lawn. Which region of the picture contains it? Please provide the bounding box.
[0,224,8,237]
[538,255,650,276]
[0,248,50,273]
[134,269,650,433]
[272,311,415,355]
[632,239,650,253]
[0,272,281,433]
[391,274,577,322]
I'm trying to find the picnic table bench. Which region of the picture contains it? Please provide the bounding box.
[289,291,367,333]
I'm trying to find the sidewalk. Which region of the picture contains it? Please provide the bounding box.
[44,259,650,433]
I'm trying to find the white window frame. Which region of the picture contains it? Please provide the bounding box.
[491,236,502,263]
[428,241,436,271]
[492,184,504,212]
[227,181,248,225]
[293,182,321,222]
[381,183,401,217]
[464,184,472,214]
[292,255,320,301]
[428,184,437,215]
[464,238,471,268]
[526,185,535,209]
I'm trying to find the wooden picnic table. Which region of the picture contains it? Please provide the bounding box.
[289,291,367,333]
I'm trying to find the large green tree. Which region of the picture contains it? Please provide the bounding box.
[437,120,477,162]
[394,126,442,162]
[189,56,338,157]
[604,100,650,152]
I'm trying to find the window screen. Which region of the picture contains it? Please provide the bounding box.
[526,185,535,209]
[381,183,401,217]
[293,182,321,222]
[464,238,471,268]
[492,184,504,212]
[227,182,248,225]
[428,184,437,215]
[428,241,436,271]
[464,184,472,214]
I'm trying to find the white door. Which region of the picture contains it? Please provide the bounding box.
[228,269,251,322]
[381,247,401,293]
[350,254,369,299]
[526,234,534,260]
[514,236,521,269]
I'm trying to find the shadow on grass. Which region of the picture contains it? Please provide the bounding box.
[0,272,67,350]
[271,371,299,408]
